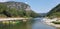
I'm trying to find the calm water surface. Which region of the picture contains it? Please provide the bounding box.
[0,18,56,29]
[32,18,56,29]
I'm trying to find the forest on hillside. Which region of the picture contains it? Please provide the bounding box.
[47,4,60,18]
[0,2,40,18]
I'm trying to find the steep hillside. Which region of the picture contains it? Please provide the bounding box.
[47,4,60,18]
[0,1,39,18]
[0,1,31,11]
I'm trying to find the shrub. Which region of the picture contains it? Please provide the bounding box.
[52,21,60,24]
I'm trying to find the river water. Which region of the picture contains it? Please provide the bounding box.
[32,18,56,29]
[0,18,56,29]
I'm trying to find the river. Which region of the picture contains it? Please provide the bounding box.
[32,18,56,29]
[0,18,56,29]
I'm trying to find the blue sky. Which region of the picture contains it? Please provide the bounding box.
[0,0,60,13]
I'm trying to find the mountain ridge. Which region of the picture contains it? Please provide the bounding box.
[0,1,39,18]
[47,4,60,18]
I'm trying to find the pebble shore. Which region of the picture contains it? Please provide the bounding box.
[42,18,60,27]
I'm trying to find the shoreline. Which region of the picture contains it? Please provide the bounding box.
[0,17,33,25]
[42,18,60,28]
[0,17,32,21]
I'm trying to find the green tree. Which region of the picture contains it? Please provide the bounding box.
[0,4,7,13]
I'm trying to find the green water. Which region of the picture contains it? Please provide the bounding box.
[0,18,57,29]
[0,20,32,29]
[56,27,60,29]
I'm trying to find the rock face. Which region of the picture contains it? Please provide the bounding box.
[0,1,33,17]
[0,1,31,11]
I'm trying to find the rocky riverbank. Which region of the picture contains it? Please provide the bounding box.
[42,18,60,27]
[0,18,32,25]
[0,18,32,21]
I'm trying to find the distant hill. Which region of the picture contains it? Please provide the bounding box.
[47,4,60,18]
[39,13,47,17]
[0,1,39,18]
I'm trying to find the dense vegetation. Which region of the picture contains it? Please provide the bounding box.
[52,21,60,24]
[47,4,60,18]
[0,2,40,18]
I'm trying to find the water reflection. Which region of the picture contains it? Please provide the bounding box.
[0,20,31,29]
[0,18,56,29]
[32,18,56,29]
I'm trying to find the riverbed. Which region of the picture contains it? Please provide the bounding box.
[0,18,56,29]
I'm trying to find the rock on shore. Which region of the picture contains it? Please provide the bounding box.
[42,18,60,27]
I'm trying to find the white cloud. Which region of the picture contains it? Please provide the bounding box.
[0,0,15,2]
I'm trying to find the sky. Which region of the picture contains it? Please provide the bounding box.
[0,0,60,13]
